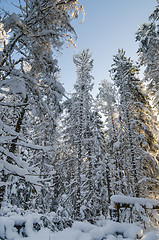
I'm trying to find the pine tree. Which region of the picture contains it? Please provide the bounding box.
[59,50,111,220]
[59,49,94,220]
[90,106,110,217]
[97,80,127,196]
[110,49,159,198]
[136,0,159,112]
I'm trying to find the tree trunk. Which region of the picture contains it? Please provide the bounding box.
[0,95,28,207]
[7,95,28,162]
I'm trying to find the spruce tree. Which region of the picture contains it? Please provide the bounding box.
[59,50,111,220]
[110,49,159,198]
[97,80,127,196]
[60,49,94,219]
[90,106,110,217]
[136,0,159,112]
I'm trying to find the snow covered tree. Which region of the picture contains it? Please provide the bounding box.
[59,49,94,220]
[110,49,159,198]
[97,80,127,197]
[90,106,110,217]
[0,0,84,209]
[58,50,113,220]
[59,49,110,220]
[136,0,159,112]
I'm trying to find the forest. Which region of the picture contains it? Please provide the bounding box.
[0,0,159,240]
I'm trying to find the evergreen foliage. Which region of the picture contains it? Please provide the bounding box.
[0,0,84,210]
[59,50,108,220]
[0,0,158,231]
[110,49,159,198]
[136,0,159,112]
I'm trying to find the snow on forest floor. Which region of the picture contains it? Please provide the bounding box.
[1,214,159,240]
[25,221,159,240]
[23,222,159,240]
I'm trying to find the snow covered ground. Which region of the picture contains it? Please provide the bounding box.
[0,214,159,240]
[24,222,159,240]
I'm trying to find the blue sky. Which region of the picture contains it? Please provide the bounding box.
[1,0,157,96]
[57,0,157,96]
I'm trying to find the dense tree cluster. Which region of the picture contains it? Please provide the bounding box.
[0,0,84,211]
[0,0,158,226]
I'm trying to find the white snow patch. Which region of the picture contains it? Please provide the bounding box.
[90,228,105,240]
[111,195,159,209]
[72,221,95,233]
[141,231,159,240]
[106,235,117,240]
